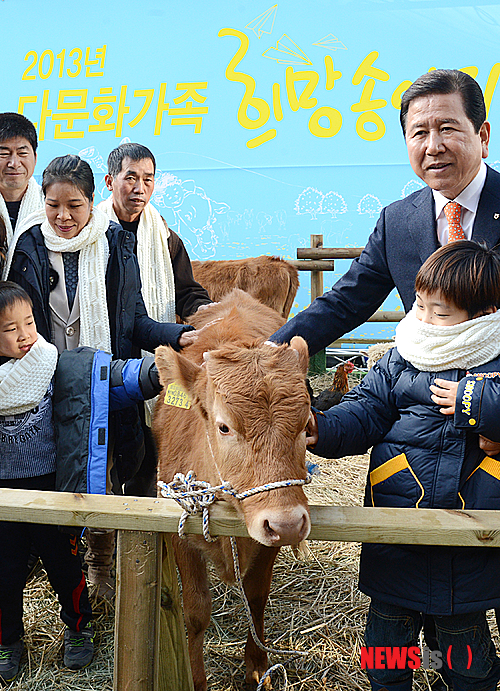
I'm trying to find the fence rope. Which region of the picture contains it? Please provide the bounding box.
[158,462,318,689]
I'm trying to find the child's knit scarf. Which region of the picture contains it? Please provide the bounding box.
[395,304,500,372]
[0,334,57,416]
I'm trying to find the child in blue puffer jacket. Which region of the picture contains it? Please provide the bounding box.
[306,241,500,691]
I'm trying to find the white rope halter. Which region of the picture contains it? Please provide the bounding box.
[158,464,317,542]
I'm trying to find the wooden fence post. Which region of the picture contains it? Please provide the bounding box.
[158,534,194,691]
[114,530,162,691]
[308,234,327,375]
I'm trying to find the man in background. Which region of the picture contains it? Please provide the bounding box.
[0,113,43,246]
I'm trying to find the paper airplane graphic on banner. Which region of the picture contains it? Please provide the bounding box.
[263,34,313,65]
[312,33,347,52]
[245,5,277,39]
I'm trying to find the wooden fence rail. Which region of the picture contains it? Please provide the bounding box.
[293,236,404,369]
[297,247,364,260]
[3,488,500,546]
[2,488,500,689]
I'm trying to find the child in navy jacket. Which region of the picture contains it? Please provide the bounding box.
[306,241,500,691]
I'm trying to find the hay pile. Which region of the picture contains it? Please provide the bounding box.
[6,370,498,689]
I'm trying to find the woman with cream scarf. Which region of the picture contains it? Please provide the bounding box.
[3,154,198,597]
[3,154,196,357]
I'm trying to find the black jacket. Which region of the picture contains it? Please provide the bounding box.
[314,347,500,615]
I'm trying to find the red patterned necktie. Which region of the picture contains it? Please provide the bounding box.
[444,201,465,242]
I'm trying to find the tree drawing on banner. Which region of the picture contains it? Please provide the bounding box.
[357,194,382,218]
[294,187,324,220]
[321,191,347,218]
[401,180,425,198]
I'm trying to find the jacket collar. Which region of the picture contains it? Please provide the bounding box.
[407,186,439,265]
[471,164,500,248]
[407,164,500,261]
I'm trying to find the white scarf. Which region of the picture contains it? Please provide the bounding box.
[2,208,47,281]
[39,206,112,352]
[395,304,500,371]
[0,334,57,416]
[98,197,176,325]
[99,197,176,421]
[0,178,44,245]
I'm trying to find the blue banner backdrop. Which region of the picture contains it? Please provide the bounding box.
[2,0,500,342]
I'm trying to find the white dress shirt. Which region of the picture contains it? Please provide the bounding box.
[433,161,487,245]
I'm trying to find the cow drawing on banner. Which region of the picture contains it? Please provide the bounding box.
[152,172,230,259]
[154,289,311,690]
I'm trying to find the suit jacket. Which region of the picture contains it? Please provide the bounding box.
[272,165,500,355]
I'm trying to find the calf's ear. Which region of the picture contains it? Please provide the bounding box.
[155,345,202,393]
[289,336,309,375]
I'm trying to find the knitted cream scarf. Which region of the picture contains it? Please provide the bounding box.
[395,304,500,372]
[40,206,112,352]
[0,178,44,245]
[0,334,57,416]
[98,197,176,324]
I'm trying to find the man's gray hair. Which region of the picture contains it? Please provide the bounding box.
[107,142,156,176]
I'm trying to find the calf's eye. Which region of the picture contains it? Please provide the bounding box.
[218,423,230,435]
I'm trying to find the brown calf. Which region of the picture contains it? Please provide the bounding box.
[191,255,299,318]
[154,289,311,690]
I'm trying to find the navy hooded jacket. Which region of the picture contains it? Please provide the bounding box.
[314,347,500,615]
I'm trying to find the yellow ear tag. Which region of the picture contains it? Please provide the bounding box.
[164,382,192,409]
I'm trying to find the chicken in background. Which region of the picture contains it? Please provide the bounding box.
[307,361,355,411]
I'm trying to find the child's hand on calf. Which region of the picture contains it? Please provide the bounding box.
[430,378,458,415]
[306,410,318,448]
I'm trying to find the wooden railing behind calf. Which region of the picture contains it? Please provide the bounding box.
[288,235,403,372]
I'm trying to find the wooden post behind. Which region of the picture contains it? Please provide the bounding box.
[308,234,327,374]
[158,534,194,691]
[114,530,162,691]
[310,234,324,301]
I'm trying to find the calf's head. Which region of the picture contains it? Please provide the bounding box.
[156,337,311,547]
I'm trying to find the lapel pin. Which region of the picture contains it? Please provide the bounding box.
[495,213,500,220]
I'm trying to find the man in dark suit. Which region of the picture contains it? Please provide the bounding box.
[271,69,498,356]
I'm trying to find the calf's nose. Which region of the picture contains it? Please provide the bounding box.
[262,508,310,546]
